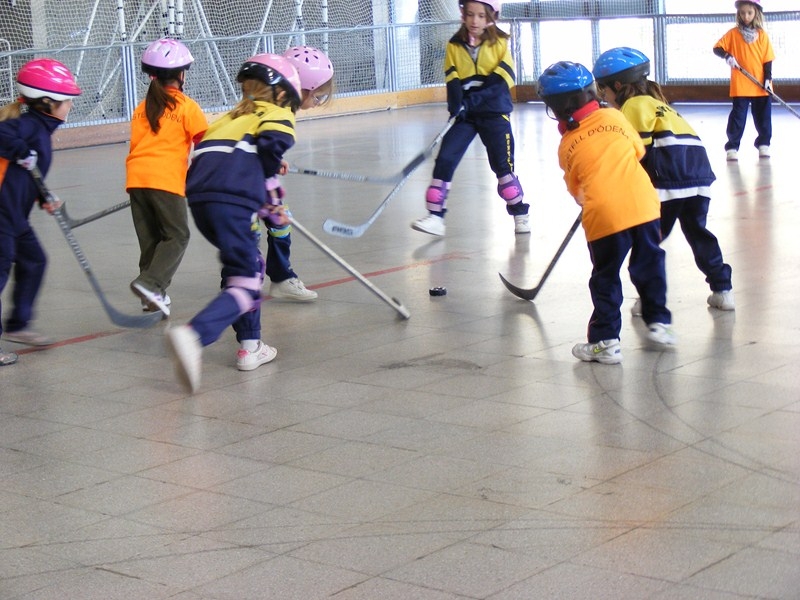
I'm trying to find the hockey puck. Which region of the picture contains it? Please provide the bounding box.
[429,287,447,296]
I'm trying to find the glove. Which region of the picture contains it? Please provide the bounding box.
[764,79,773,93]
[725,55,739,69]
[40,193,62,215]
[16,149,37,171]
[260,176,289,228]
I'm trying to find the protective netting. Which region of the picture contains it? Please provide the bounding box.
[1,1,798,128]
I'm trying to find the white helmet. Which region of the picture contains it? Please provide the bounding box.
[460,0,501,14]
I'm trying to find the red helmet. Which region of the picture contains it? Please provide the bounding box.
[283,46,333,91]
[17,58,81,101]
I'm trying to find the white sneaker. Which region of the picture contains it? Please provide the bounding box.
[131,282,171,316]
[726,149,738,161]
[165,325,202,393]
[571,339,622,364]
[269,277,317,302]
[631,298,642,317]
[707,289,735,311]
[3,329,54,346]
[514,214,531,234]
[0,347,19,366]
[236,341,277,371]
[758,145,770,158]
[647,322,676,345]
[411,214,445,236]
[143,294,171,312]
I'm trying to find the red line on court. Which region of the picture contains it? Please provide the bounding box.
[13,252,470,352]
[732,185,772,196]
[303,251,471,290]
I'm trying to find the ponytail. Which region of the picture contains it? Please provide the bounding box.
[144,75,180,133]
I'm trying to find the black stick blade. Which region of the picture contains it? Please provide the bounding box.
[498,272,539,302]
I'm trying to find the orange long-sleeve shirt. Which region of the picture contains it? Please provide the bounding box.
[714,27,775,97]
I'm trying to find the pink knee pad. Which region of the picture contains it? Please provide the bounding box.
[498,175,523,202]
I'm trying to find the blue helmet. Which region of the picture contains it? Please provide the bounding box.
[592,47,650,86]
[537,62,597,129]
[537,61,594,98]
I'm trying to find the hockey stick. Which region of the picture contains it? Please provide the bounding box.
[735,65,800,120]
[61,199,131,229]
[30,168,162,329]
[322,117,455,238]
[289,216,411,319]
[499,213,582,301]
[287,166,402,185]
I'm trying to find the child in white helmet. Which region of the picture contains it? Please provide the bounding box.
[165,54,302,393]
[0,58,81,364]
[258,45,335,303]
[127,38,208,315]
[411,0,529,237]
[713,0,775,160]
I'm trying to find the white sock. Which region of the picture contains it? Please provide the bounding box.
[241,339,259,352]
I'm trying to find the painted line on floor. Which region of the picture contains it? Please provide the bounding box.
[12,251,471,353]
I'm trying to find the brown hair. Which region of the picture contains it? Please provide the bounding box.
[457,1,509,45]
[144,75,181,133]
[0,97,64,122]
[229,78,291,119]
[736,2,766,29]
[610,79,669,107]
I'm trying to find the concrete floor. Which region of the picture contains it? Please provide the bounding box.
[1,103,798,599]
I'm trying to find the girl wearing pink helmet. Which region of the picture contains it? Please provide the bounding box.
[127,38,208,316]
[166,53,302,393]
[411,0,530,238]
[713,0,775,160]
[255,45,335,303]
[0,58,81,363]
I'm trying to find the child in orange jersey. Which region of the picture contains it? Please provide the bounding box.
[537,61,675,365]
[127,38,208,315]
[713,0,775,160]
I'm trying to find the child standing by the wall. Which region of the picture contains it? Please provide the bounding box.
[165,54,302,393]
[593,47,734,312]
[713,0,775,161]
[127,38,208,315]
[257,45,335,303]
[411,0,529,237]
[0,59,81,365]
[537,61,675,365]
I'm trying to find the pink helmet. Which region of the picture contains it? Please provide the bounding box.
[237,53,302,108]
[16,58,81,101]
[735,0,762,8]
[141,38,194,74]
[282,46,334,91]
[460,0,501,14]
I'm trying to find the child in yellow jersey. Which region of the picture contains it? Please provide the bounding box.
[126,38,208,316]
[411,0,529,237]
[537,61,675,365]
[593,47,734,313]
[165,54,302,394]
[713,0,775,160]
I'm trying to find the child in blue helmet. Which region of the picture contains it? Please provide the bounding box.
[411,0,529,237]
[593,47,734,313]
[165,54,302,393]
[537,61,674,364]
